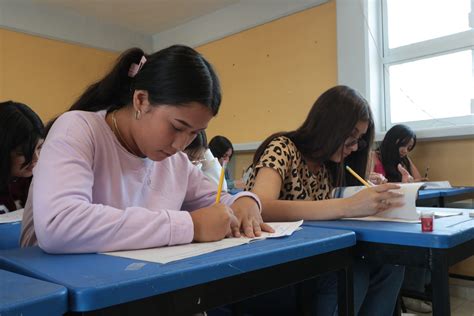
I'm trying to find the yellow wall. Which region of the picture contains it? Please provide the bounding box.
[411,139,474,276]
[198,1,337,144]
[0,28,118,121]
[410,139,474,187]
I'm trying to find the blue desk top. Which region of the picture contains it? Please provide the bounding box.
[437,187,474,197]
[418,187,474,200]
[418,189,441,200]
[0,222,21,250]
[304,209,474,248]
[0,226,355,312]
[0,269,67,316]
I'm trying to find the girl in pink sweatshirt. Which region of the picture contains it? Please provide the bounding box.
[21,45,271,253]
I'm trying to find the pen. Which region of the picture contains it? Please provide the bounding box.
[424,166,430,179]
[215,161,227,204]
[345,165,372,188]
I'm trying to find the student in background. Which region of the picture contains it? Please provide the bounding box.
[373,124,431,313]
[245,85,404,315]
[0,101,44,214]
[184,131,227,190]
[372,124,426,183]
[209,135,244,193]
[20,45,272,253]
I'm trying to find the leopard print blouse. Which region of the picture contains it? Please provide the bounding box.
[245,136,332,201]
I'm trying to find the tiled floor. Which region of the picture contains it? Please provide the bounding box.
[404,296,474,316]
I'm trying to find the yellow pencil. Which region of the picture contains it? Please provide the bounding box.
[215,161,227,204]
[345,165,372,188]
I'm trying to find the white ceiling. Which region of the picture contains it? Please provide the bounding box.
[26,0,240,34]
[2,0,327,52]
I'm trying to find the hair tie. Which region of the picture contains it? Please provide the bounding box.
[128,55,147,78]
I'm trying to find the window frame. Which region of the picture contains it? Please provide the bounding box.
[381,0,474,131]
[336,0,474,140]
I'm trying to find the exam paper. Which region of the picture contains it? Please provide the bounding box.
[345,207,463,223]
[0,209,23,224]
[104,220,303,264]
[335,183,424,220]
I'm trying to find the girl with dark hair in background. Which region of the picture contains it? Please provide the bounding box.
[373,124,431,313]
[184,131,228,190]
[245,86,404,315]
[209,135,244,193]
[373,124,425,183]
[20,45,272,253]
[0,101,44,214]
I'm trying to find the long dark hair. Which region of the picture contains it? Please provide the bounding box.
[45,45,221,134]
[252,85,374,187]
[209,136,234,160]
[0,101,44,190]
[379,124,417,182]
[184,131,208,161]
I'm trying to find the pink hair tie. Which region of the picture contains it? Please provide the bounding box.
[128,55,147,78]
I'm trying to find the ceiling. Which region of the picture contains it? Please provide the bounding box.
[26,0,240,35]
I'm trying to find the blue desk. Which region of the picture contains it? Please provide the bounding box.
[0,269,67,316]
[418,187,474,207]
[0,221,21,250]
[0,227,356,315]
[304,209,474,316]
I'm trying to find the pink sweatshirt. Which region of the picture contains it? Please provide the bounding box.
[20,110,260,253]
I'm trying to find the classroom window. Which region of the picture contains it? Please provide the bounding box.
[381,0,474,130]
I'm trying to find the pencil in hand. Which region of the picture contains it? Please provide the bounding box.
[345,165,372,188]
[215,161,227,204]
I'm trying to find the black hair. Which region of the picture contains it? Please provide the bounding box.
[209,136,234,160]
[186,130,208,151]
[45,45,221,135]
[378,124,417,182]
[0,101,44,190]
[252,85,374,187]
[184,131,208,162]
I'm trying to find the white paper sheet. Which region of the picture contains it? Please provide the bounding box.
[0,209,23,224]
[345,207,463,223]
[336,183,424,220]
[421,181,452,189]
[103,221,303,264]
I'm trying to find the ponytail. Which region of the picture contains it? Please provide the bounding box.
[70,48,144,112]
[45,45,221,136]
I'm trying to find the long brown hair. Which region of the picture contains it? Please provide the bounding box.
[252,85,374,187]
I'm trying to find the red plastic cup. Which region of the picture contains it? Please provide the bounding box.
[420,211,434,232]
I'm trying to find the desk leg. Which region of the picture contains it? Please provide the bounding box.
[439,197,445,208]
[431,249,450,316]
[337,265,354,316]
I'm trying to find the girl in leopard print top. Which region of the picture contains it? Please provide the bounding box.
[246,85,403,221]
[244,85,405,316]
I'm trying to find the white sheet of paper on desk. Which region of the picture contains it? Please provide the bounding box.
[336,183,424,221]
[417,207,463,218]
[0,208,23,224]
[103,220,303,264]
[346,216,420,223]
[421,181,452,189]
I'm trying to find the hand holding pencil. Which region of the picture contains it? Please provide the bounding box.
[344,165,404,217]
[189,161,239,242]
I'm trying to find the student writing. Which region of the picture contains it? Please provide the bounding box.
[245,85,404,315]
[372,124,426,183]
[20,45,272,253]
[0,101,44,214]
